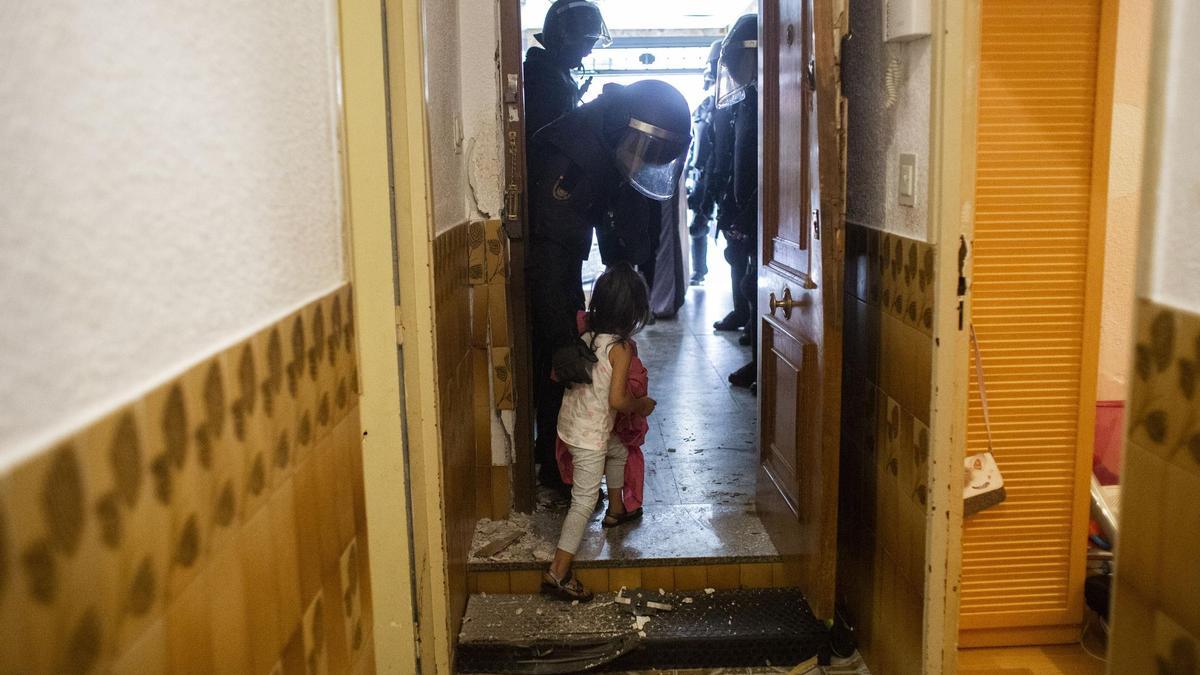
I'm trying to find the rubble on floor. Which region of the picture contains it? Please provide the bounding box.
[457,588,828,673]
[470,513,557,564]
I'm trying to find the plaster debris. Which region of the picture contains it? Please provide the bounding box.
[469,514,556,563]
[634,615,652,631]
[682,597,694,604]
[475,531,523,558]
[704,588,716,595]
[515,608,523,615]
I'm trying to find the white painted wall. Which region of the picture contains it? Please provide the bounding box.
[423,0,470,232]
[0,1,346,465]
[1097,0,1153,401]
[1138,0,1200,314]
[460,0,505,220]
[844,0,932,241]
[422,0,504,231]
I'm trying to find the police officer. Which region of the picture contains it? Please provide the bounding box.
[523,0,609,145]
[686,40,724,286]
[527,80,692,489]
[714,15,760,389]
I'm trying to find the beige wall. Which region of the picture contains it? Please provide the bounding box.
[1097,0,1153,401]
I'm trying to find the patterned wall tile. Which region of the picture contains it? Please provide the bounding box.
[0,284,372,673]
[164,362,217,600]
[1113,299,1200,668]
[1152,610,1200,675]
[339,538,366,663]
[206,542,252,672]
[840,223,936,671]
[302,591,329,675]
[866,228,882,307]
[484,220,507,283]
[1128,302,1200,478]
[468,221,487,286]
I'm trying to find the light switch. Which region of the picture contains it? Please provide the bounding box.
[898,153,917,207]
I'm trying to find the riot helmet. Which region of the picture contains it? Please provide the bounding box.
[715,14,758,108]
[602,80,692,200]
[704,39,723,90]
[536,0,611,67]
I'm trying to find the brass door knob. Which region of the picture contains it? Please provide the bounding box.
[769,287,812,319]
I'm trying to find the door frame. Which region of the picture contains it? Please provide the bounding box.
[923,0,980,671]
[337,0,424,671]
[498,0,537,513]
[341,0,457,672]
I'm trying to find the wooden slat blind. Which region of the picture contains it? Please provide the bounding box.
[962,0,1102,635]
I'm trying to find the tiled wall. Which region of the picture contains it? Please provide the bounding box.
[433,224,478,636]
[1109,300,1200,671]
[467,220,513,523]
[0,285,373,673]
[838,223,935,675]
[436,219,514,646]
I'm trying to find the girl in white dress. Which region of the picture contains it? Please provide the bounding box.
[543,263,657,601]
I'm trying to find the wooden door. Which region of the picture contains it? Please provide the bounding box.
[755,0,844,619]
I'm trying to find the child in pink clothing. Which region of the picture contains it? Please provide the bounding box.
[555,315,650,514]
[542,264,657,602]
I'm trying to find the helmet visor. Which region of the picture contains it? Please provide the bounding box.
[715,40,758,108]
[614,118,689,200]
[556,1,612,48]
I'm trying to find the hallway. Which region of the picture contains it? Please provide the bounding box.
[469,240,779,568]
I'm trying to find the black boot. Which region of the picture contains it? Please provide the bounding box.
[714,311,748,331]
[729,362,756,389]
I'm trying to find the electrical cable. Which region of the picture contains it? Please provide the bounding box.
[1079,611,1109,664]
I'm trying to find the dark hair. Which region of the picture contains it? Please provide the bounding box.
[587,262,650,344]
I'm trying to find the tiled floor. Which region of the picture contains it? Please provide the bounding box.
[470,240,775,567]
[623,237,761,512]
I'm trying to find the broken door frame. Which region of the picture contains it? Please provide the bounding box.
[923,0,980,671]
[498,0,537,514]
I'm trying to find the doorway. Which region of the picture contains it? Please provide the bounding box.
[471,0,782,574]
[471,0,848,622]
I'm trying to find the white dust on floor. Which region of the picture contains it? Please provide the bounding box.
[469,513,556,563]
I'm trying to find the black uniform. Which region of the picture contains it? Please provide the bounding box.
[522,46,581,145]
[686,95,716,281]
[730,90,759,344]
[524,81,691,484]
[702,102,751,328]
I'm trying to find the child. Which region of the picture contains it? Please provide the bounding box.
[542,263,657,602]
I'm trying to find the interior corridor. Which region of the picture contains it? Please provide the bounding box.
[469,238,779,567]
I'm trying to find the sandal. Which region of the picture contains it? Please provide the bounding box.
[602,508,643,529]
[542,570,594,602]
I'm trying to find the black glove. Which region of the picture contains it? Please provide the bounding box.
[552,339,599,385]
[689,213,710,238]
